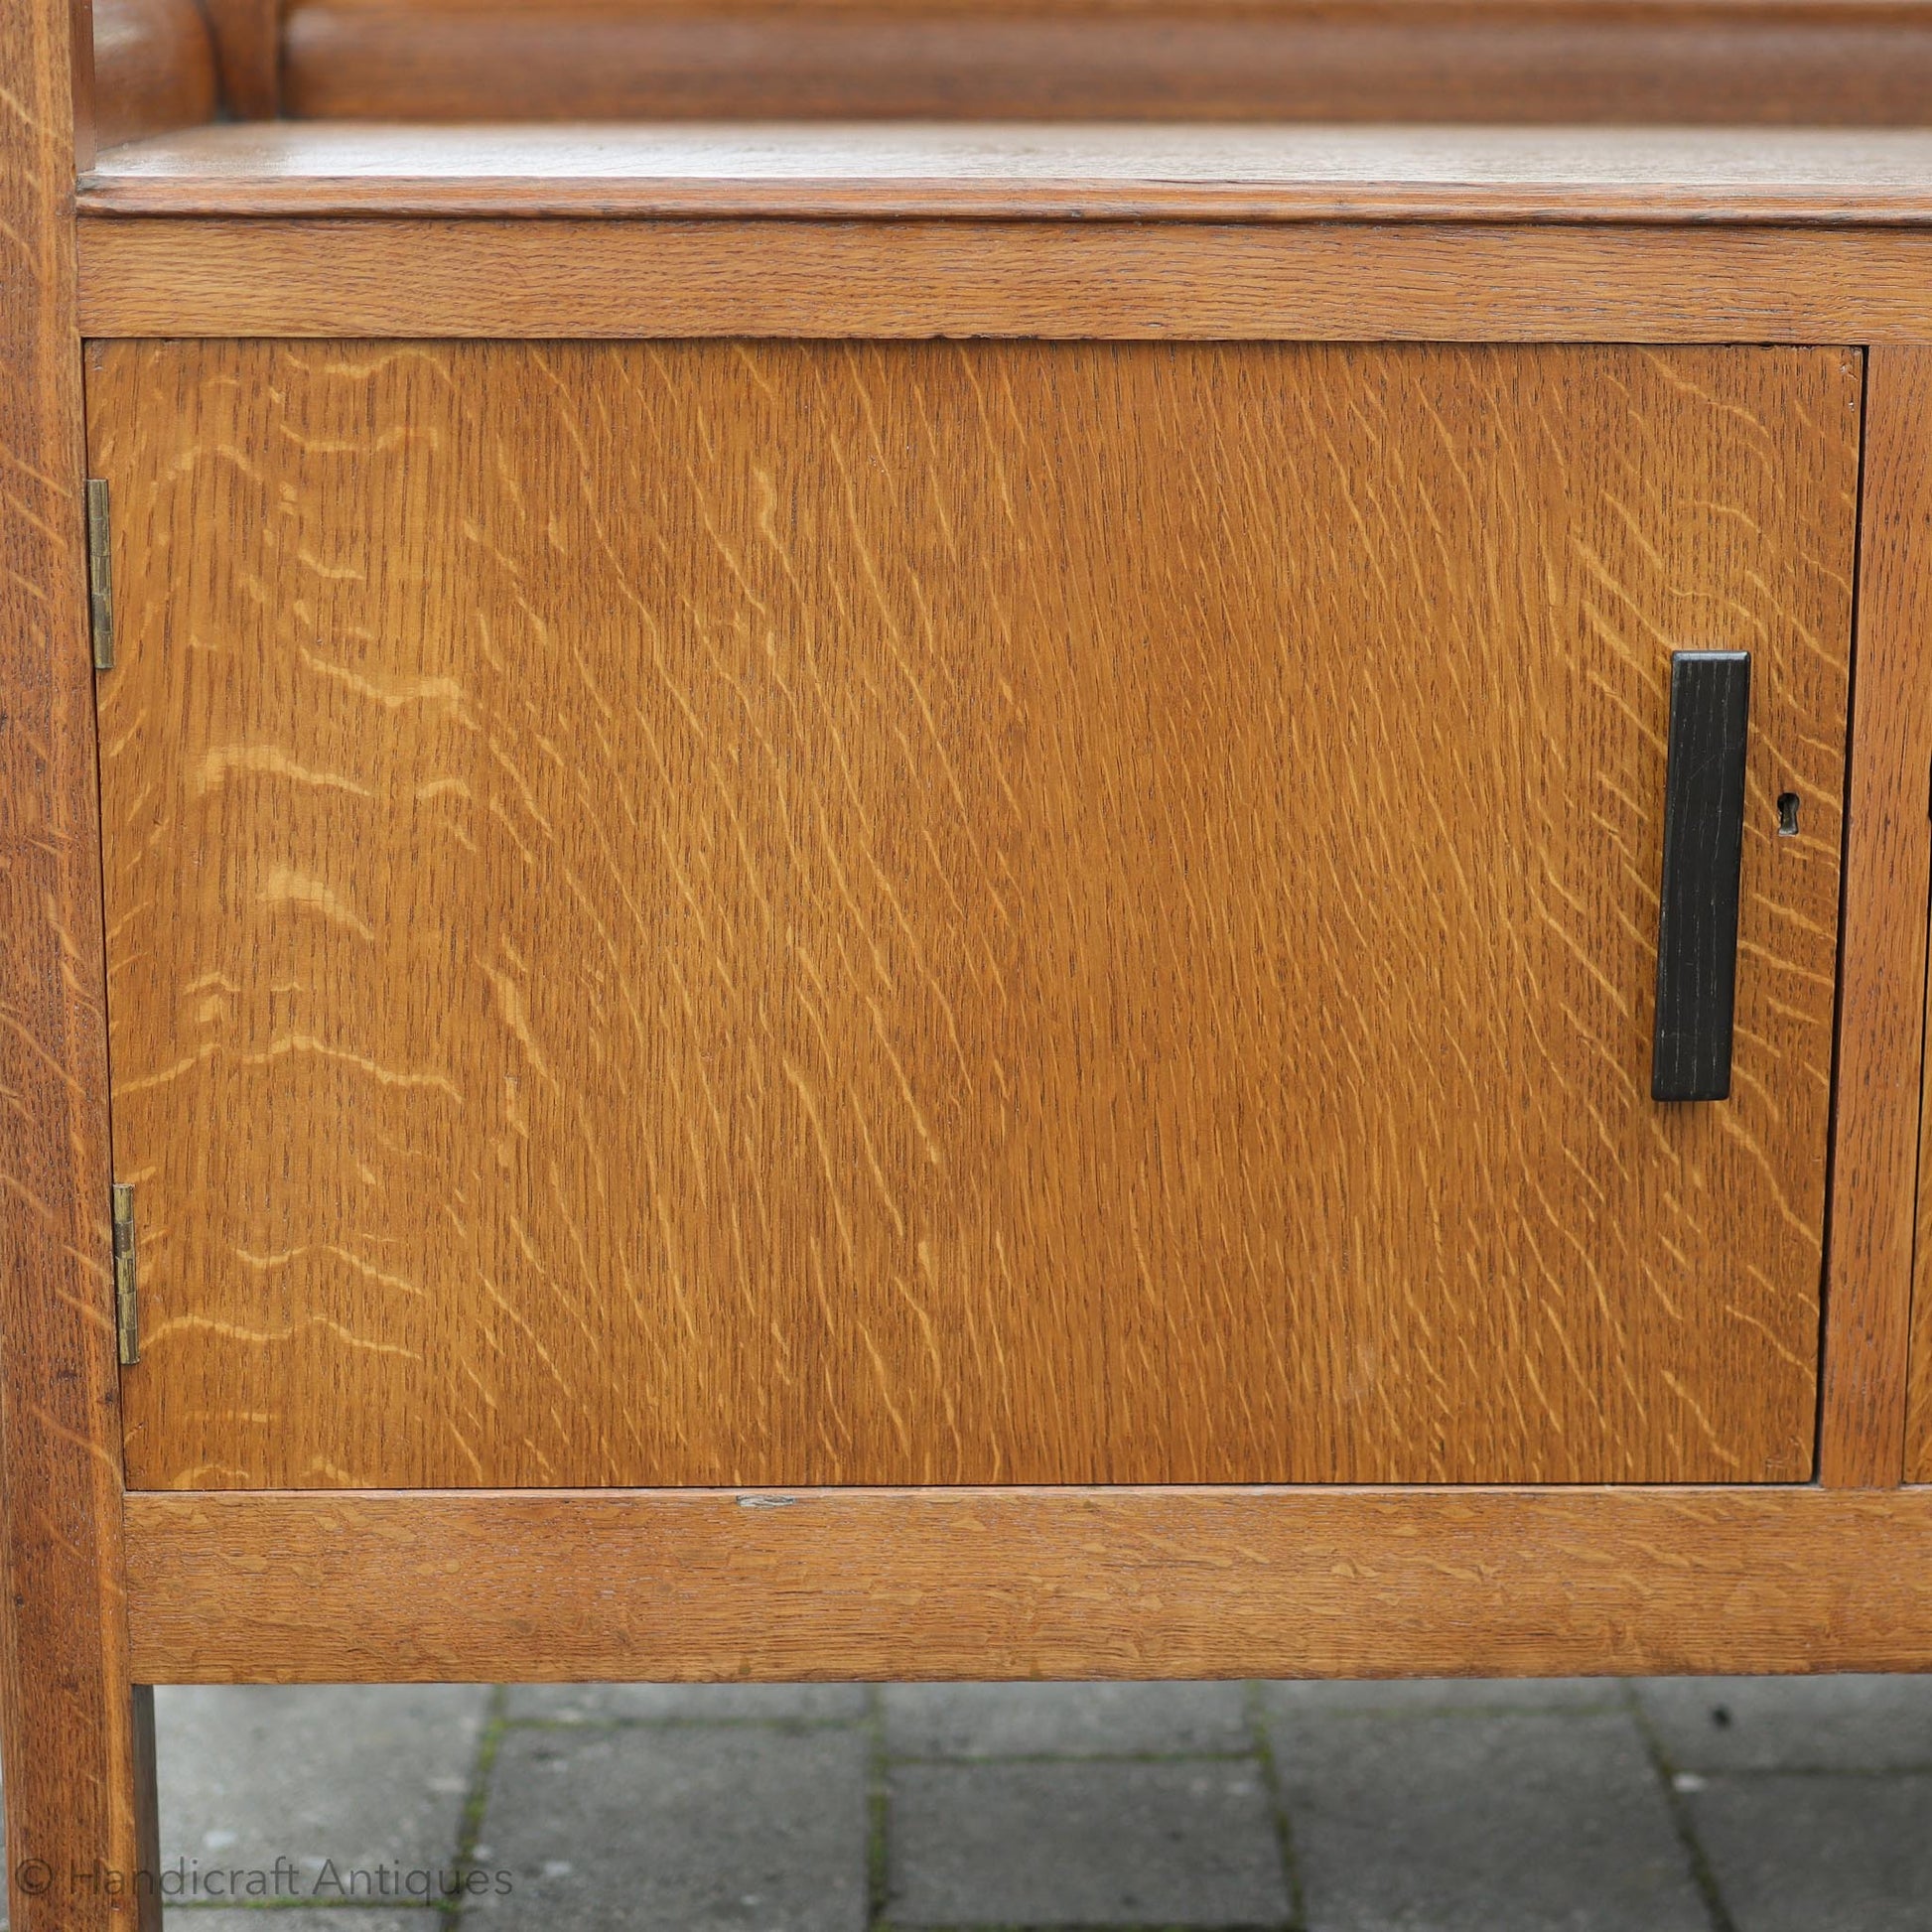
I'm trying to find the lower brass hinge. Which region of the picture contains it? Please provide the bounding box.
[112,1181,138,1366]
[86,478,114,671]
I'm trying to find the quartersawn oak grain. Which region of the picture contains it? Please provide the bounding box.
[92,340,1856,1491]
[0,0,159,1923]
[276,0,1932,126]
[1870,350,1932,1486]
[122,1486,1932,1684]
[72,217,1932,343]
[1920,890,1932,1474]
[1824,345,1932,1487]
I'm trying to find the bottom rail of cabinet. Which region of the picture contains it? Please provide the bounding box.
[121,1483,1932,1684]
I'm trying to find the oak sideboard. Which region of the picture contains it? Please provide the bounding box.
[8,1,1932,1924]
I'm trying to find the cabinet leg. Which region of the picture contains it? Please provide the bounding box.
[1,1669,162,1930]
[129,1687,164,1932]
[0,0,167,1919]
[129,1684,163,1924]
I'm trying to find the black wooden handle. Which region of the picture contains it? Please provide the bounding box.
[1651,650,1751,1102]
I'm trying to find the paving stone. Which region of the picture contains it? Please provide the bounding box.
[169,1916,432,1932]
[1261,1676,1620,1716]
[887,1758,1290,1926]
[1685,1773,1932,1932]
[1636,1674,1932,1772]
[1268,1709,1706,1932]
[153,1686,487,1906]
[15,1675,1928,1932]
[468,1718,868,1932]
[884,1680,1250,1758]
[505,1683,868,1725]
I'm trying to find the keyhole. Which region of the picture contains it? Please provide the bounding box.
[1777,792,1801,837]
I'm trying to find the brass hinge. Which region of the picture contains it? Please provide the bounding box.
[85,478,114,671]
[111,1181,138,1366]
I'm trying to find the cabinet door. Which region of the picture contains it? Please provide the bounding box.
[89,340,1857,1489]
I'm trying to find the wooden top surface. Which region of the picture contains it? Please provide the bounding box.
[80,120,1932,220]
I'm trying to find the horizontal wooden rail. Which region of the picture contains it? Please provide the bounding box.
[125,1485,1932,1683]
[71,218,1932,342]
[277,0,1932,125]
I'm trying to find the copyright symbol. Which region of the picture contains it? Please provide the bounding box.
[16,1860,53,1895]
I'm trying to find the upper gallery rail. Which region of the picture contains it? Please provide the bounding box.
[273,0,1932,125]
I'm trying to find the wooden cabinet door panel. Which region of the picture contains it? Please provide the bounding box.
[88,340,1858,1489]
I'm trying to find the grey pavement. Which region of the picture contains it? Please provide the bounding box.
[6,1676,1930,1930]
